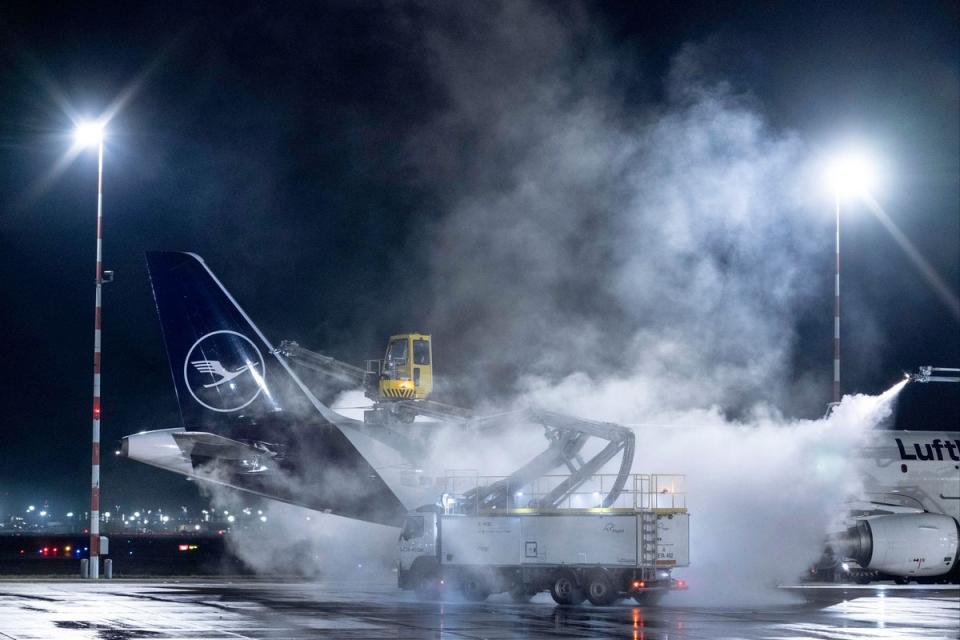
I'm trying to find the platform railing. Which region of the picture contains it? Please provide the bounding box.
[440,471,686,514]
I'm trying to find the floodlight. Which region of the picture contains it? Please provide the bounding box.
[74,121,104,147]
[826,152,876,197]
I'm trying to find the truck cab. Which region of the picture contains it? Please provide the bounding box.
[378,333,433,400]
[398,509,439,591]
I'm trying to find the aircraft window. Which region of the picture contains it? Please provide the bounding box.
[386,339,408,365]
[401,515,424,541]
[414,340,430,365]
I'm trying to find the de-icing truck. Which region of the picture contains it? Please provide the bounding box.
[398,473,689,605]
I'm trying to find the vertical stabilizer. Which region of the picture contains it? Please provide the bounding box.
[143,251,407,525]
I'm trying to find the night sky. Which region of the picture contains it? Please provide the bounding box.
[1,1,957,513]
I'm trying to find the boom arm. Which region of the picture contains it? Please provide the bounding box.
[279,340,637,512]
[910,366,960,383]
[460,409,635,512]
[276,340,366,387]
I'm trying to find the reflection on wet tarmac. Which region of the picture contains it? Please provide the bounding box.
[0,580,956,639]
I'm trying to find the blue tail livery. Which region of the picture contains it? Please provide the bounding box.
[122,252,407,526]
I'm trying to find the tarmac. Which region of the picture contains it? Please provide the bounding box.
[0,578,956,639]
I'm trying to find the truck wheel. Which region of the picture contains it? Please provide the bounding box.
[585,572,617,606]
[460,575,490,602]
[550,571,585,605]
[415,574,439,600]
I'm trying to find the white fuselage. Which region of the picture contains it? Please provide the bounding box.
[860,430,960,521]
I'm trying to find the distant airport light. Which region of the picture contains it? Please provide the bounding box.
[825,151,876,198]
[74,121,104,148]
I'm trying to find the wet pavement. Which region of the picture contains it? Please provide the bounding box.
[0,579,956,639]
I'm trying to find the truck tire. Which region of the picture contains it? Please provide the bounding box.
[460,575,490,602]
[550,571,585,605]
[585,571,617,606]
[415,574,439,600]
[408,558,441,599]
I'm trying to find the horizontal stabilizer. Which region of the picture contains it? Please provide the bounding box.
[171,431,273,461]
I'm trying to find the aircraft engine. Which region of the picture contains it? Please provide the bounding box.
[840,513,959,577]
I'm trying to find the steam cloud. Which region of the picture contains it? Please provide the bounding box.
[412,3,826,415]
[197,457,399,579]
[408,2,884,604]
[207,2,898,604]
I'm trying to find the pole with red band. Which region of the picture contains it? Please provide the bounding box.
[89,136,104,579]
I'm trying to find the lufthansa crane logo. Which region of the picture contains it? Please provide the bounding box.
[183,330,266,412]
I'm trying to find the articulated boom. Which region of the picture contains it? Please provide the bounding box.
[278,341,637,511]
[458,410,635,512]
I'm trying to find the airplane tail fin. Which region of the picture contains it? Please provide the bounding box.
[144,251,407,525]
[147,251,335,427]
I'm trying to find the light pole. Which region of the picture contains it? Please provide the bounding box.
[825,151,875,408]
[75,121,106,579]
[833,191,840,406]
